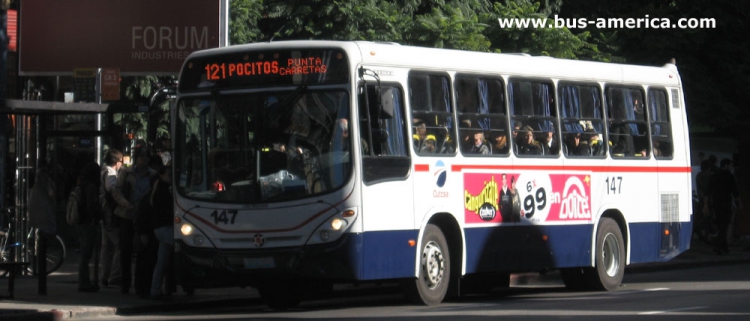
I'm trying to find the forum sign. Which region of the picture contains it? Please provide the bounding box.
[20,0,227,76]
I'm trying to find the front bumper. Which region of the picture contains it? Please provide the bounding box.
[174,233,361,289]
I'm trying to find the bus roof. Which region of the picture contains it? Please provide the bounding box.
[184,40,681,87]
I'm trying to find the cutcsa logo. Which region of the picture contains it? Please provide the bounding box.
[433,160,447,187]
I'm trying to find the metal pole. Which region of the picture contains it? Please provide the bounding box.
[14,115,32,264]
[96,68,103,166]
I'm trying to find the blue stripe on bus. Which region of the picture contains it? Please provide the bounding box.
[355,221,691,280]
[463,224,594,273]
[361,230,419,280]
[629,221,691,263]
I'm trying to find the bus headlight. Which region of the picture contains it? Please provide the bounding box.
[307,208,356,245]
[180,223,194,236]
[177,221,213,248]
[331,218,345,231]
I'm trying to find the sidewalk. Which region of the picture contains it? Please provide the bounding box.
[0,250,259,320]
[1,237,750,320]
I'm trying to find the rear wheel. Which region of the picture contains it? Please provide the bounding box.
[403,224,450,305]
[588,217,625,291]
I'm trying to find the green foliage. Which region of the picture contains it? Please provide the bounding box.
[229,0,264,44]
[410,3,492,50]
[484,0,584,58]
[229,0,593,58]
[118,76,174,141]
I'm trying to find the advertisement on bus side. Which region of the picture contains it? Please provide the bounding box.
[464,172,592,224]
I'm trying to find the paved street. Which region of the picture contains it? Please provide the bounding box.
[1,237,749,320]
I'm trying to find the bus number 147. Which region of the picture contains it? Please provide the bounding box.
[210,210,238,225]
[605,176,623,195]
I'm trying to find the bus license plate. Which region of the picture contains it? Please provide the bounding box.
[243,257,275,269]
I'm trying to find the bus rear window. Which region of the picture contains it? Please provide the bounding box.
[179,49,350,92]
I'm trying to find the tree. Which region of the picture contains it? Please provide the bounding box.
[229,0,264,44]
[116,75,174,141]
[229,0,596,58]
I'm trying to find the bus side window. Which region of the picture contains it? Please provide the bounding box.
[606,86,648,158]
[559,83,606,158]
[409,72,455,157]
[509,79,556,158]
[648,88,673,158]
[455,75,508,156]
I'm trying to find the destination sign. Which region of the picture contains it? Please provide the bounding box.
[179,49,349,92]
[204,57,328,80]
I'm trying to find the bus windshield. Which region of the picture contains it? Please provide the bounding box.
[174,89,351,203]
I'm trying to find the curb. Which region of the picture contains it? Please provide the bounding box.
[115,295,259,316]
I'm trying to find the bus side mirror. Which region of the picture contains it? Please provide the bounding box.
[379,88,394,119]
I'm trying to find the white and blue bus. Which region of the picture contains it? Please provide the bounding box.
[171,41,692,308]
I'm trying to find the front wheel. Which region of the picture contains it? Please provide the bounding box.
[588,217,625,291]
[403,224,450,305]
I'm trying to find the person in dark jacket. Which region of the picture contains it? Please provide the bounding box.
[78,162,103,292]
[150,163,175,299]
[706,158,743,254]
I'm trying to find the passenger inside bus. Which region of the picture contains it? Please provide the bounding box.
[459,119,474,153]
[518,126,544,155]
[608,101,635,157]
[652,140,663,157]
[413,120,428,153]
[469,132,490,155]
[516,126,543,155]
[421,134,438,154]
[537,129,559,155]
[437,127,455,154]
[512,120,524,142]
[492,133,508,154]
[564,132,590,156]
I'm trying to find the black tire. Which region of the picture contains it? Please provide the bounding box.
[403,224,450,305]
[587,217,625,291]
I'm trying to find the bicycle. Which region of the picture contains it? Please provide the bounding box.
[0,209,66,277]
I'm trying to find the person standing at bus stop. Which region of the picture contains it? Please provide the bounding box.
[27,159,55,295]
[150,162,175,299]
[77,162,104,292]
[100,149,124,288]
[706,158,743,255]
[112,148,157,294]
